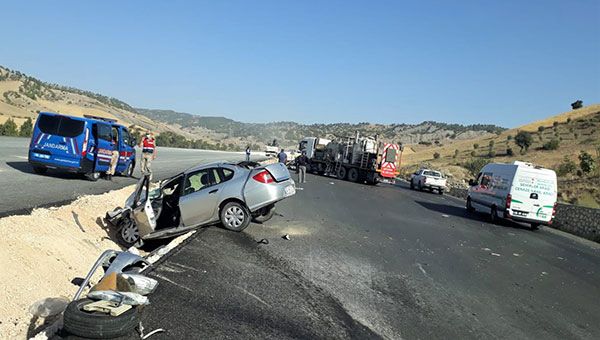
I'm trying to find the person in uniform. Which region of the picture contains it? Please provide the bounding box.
[140,132,156,181]
[105,135,119,181]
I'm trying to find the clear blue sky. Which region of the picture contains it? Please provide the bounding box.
[1,0,598,127]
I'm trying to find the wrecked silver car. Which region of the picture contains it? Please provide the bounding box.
[107,161,296,247]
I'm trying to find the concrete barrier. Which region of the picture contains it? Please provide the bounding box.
[446,187,600,243]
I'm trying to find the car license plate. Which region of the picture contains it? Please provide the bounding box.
[284,185,295,197]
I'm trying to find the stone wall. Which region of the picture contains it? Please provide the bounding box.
[446,187,600,243]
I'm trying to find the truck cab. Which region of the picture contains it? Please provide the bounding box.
[298,137,331,159]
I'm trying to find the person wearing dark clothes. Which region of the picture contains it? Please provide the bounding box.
[245,145,251,161]
[277,149,287,164]
[295,151,309,183]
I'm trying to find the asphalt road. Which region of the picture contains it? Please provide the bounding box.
[0,136,262,217]
[52,165,599,339]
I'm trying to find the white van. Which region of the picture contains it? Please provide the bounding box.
[466,161,557,230]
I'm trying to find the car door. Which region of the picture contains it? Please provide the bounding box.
[92,122,113,172]
[116,126,134,172]
[178,167,226,227]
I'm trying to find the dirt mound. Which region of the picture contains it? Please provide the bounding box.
[0,186,134,339]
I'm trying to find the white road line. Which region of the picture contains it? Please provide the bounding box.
[235,286,271,308]
[151,273,194,293]
[12,155,28,159]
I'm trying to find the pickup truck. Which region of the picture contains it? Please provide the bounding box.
[410,169,447,194]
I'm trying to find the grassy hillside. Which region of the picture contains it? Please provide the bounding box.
[403,104,600,208]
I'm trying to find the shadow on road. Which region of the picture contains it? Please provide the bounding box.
[5,161,82,180]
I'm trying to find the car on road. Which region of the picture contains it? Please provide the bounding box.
[107,161,296,247]
[410,169,447,194]
[29,112,137,181]
[466,161,557,230]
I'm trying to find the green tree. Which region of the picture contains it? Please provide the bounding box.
[19,118,33,137]
[462,158,491,177]
[543,139,560,150]
[538,126,545,132]
[488,150,496,158]
[489,140,495,148]
[433,152,440,159]
[470,150,476,157]
[578,151,596,174]
[506,147,514,156]
[2,118,18,136]
[553,121,559,127]
[507,135,512,141]
[514,131,533,153]
[557,156,576,176]
[473,143,479,149]
[453,149,459,158]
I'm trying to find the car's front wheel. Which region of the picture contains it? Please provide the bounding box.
[221,202,250,231]
[410,179,414,190]
[466,197,475,213]
[117,218,140,247]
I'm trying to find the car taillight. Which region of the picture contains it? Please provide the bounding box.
[445,179,448,186]
[505,194,511,210]
[424,177,427,183]
[253,170,274,184]
[81,128,89,156]
[552,202,556,218]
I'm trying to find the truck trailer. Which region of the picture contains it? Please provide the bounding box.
[298,132,402,184]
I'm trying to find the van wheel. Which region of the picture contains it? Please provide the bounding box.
[337,167,347,180]
[87,171,101,181]
[33,166,47,174]
[490,206,499,224]
[221,202,250,232]
[466,197,474,213]
[125,161,135,177]
[347,168,359,182]
[530,223,540,231]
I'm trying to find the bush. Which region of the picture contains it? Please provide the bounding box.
[462,158,491,177]
[1,118,18,136]
[19,118,33,137]
[571,100,583,109]
[538,126,545,132]
[567,117,572,123]
[557,156,576,176]
[433,152,440,159]
[507,135,512,141]
[506,148,514,156]
[473,143,479,149]
[470,151,476,157]
[543,139,560,150]
[489,140,495,148]
[553,121,559,127]
[488,150,496,158]
[419,141,432,146]
[453,149,459,158]
[515,131,533,153]
[579,151,596,174]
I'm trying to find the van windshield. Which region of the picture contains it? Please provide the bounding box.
[38,115,85,138]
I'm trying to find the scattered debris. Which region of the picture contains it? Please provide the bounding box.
[541,271,548,276]
[490,252,501,257]
[296,187,304,190]
[557,257,564,260]
[508,232,515,236]
[482,248,491,251]
[442,214,449,218]
[282,234,291,240]
[513,253,521,257]
[329,182,335,185]
[137,322,165,339]
[71,211,85,232]
[257,238,269,245]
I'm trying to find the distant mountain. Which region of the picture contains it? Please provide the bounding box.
[135,108,507,147]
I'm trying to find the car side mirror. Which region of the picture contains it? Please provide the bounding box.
[131,138,137,146]
[468,179,475,186]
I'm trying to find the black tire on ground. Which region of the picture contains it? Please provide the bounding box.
[347,168,359,182]
[429,187,433,193]
[410,180,414,190]
[63,298,143,339]
[530,223,540,231]
[220,201,251,231]
[117,218,140,248]
[125,161,135,177]
[337,166,347,180]
[438,189,444,195]
[490,206,499,224]
[252,204,276,223]
[87,171,101,182]
[33,166,47,174]
[418,181,423,191]
[466,197,475,213]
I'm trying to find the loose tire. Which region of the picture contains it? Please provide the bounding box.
[466,197,475,213]
[337,167,347,180]
[252,204,276,223]
[117,218,140,248]
[221,202,250,231]
[347,168,359,182]
[63,298,143,339]
[33,166,47,174]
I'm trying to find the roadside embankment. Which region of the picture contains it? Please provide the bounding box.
[446,187,600,243]
[0,186,134,339]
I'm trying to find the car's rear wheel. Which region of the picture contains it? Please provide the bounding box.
[252,204,276,223]
[418,181,423,191]
[33,166,47,174]
[490,206,499,224]
[438,189,444,195]
[337,166,347,180]
[530,223,540,231]
[410,180,414,190]
[221,202,250,231]
[347,168,359,182]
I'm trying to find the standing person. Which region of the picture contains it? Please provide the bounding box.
[245,145,251,162]
[140,132,156,181]
[277,149,287,164]
[105,134,119,181]
[295,151,309,184]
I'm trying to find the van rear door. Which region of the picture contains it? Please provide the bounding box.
[30,114,86,168]
[92,122,114,172]
[511,168,557,223]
